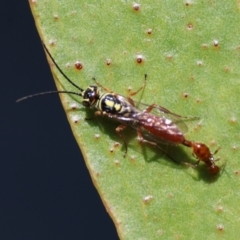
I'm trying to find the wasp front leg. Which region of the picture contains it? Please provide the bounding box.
[83,110,102,120]
[94,110,106,116]
[127,74,147,106]
[94,111,128,156]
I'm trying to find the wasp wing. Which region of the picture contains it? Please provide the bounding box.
[131,101,193,134]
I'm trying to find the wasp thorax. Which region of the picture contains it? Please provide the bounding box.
[82,86,99,107]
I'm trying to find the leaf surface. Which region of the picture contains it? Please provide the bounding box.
[29,1,240,239]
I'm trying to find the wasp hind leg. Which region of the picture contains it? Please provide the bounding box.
[137,128,177,163]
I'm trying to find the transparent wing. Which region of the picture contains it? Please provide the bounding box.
[132,100,197,134]
[112,95,199,145]
[108,113,180,146]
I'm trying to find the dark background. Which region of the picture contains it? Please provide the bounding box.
[1,1,118,239]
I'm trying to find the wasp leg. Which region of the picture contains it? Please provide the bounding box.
[84,110,103,120]
[85,110,107,120]
[137,128,177,163]
[183,160,200,168]
[182,151,201,168]
[85,117,94,120]
[93,111,128,156]
[148,104,177,115]
[213,147,221,156]
[115,124,128,157]
[128,74,147,97]
[127,74,147,106]
[143,104,158,113]
[95,110,111,117]
[212,158,220,163]
[92,77,114,93]
[92,74,147,106]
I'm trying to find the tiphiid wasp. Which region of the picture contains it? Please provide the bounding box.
[17,43,221,175]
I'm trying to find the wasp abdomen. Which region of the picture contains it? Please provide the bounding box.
[137,113,185,144]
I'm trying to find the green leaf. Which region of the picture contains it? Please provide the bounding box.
[29,0,240,239]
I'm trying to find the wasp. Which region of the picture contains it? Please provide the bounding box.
[106,94,221,175]
[17,43,221,175]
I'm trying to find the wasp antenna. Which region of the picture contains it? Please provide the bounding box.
[16,90,82,103]
[42,42,84,92]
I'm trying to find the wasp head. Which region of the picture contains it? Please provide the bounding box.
[82,86,100,107]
